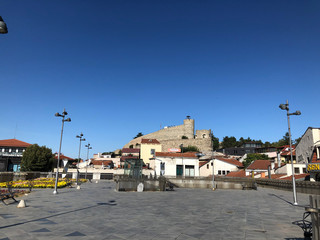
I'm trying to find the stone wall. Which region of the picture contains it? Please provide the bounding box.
[123,118,213,155]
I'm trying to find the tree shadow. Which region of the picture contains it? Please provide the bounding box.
[0,200,117,230]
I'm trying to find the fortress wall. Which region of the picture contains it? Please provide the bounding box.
[160,138,213,156]
[123,121,191,148]
[195,129,211,139]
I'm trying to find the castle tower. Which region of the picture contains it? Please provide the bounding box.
[183,116,195,139]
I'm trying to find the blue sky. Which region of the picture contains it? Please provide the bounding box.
[1,1,319,159]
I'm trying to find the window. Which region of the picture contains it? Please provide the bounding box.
[222,170,226,175]
[227,171,230,174]
[218,170,222,175]
[185,165,195,177]
[150,149,155,155]
[207,164,209,169]
[303,168,307,173]
[294,168,300,174]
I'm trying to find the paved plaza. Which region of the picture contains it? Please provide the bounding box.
[0,180,312,240]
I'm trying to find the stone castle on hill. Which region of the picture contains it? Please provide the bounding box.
[123,117,213,156]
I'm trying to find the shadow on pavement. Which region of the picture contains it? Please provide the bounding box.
[0,200,117,230]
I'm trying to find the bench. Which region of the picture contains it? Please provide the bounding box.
[0,183,18,205]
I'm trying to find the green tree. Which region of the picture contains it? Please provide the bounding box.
[212,135,220,151]
[20,144,54,171]
[133,132,144,139]
[294,137,302,145]
[181,145,200,153]
[221,136,237,148]
[243,153,269,168]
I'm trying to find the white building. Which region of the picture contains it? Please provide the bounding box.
[199,156,243,177]
[296,127,320,164]
[151,152,200,177]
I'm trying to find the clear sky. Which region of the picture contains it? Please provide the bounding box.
[1,1,320,159]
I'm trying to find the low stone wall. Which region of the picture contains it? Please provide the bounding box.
[115,176,166,191]
[166,176,320,195]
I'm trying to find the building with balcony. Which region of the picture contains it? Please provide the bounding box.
[0,139,32,172]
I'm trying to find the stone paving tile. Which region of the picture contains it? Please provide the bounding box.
[0,181,313,239]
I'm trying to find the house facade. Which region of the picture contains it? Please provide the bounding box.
[140,139,161,167]
[296,127,320,164]
[151,152,200,177]
[0,139,32,172]
[199,156,243,177]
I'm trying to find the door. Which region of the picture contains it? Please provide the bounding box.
[176,165,183,176]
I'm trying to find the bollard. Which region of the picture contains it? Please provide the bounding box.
[17,200,26,208]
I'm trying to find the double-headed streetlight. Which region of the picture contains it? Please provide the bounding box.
[53,109,71,194]
[85,143,92,179]
[0,16,8,34]
[76,133,86,186]
[279,100,301,205]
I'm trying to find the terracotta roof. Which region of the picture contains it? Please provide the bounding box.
[54,154,74,161]
[122,148,140,153]
[280,173,309,180]
[269,174,287,179]
[247,160,271,170]
[155,152,198,158]
[141,139,160,144]
[91,160,113,166]
[279,145,296,156]
[199,160,210,168]
[226,170,246,177]
[120,156,139,162]
[215,156,243,167]
[0,139,32,148]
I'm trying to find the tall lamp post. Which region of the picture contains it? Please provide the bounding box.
[76,133,86,186]
[53,109,71,194]
[279,100,301,205]
[0,16,8,34]
[85,143,92,179]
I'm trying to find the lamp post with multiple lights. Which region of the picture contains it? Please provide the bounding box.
[0,16,8,34]
[85,143,92,179]
[279,100,301,205]
[76,133,86,186]
[53,109,71,195]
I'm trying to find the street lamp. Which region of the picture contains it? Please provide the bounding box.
[53,109,71,194]
[279,100,301,205]
[0,16,8,34]
[180,144,184,177]
[76,133,86,186]
[85,143,92,180]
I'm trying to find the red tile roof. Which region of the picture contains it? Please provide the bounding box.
[279,145,296,156]
[54,154,74,161]
[247,160,271,170]
[280,173,309,180]
[226,170,246,177]
[0,139,31,148]
[141,139,160,144]
[199,160,210,167]
[215,156,243,167]
[91,160,113,166]
[122,148,140,153]
[155,152,198,158]
[120,156,139,162]
[269,174,287,179]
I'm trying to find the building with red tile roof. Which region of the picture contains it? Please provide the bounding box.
[199,156,243,177]
[0,139,32,172]
[141,139,160,144]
